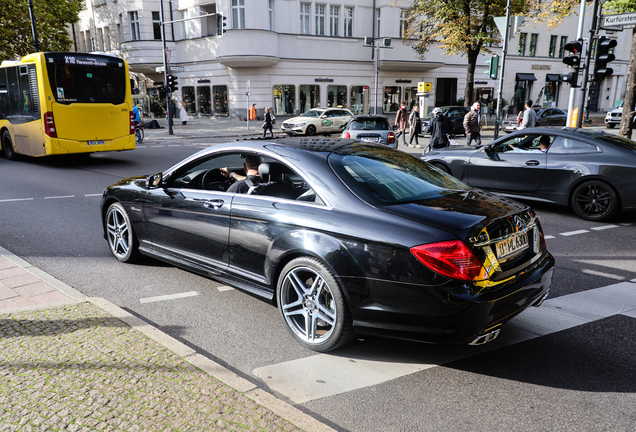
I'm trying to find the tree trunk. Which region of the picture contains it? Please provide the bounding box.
[619,28,636,139]
[464,49,480,107]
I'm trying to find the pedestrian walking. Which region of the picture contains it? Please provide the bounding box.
[262,106,274,138]
[179,101,189,127]
[425,107,450,152]
[394,102,408,147]
[463,102,482,146]
[408,105,422,148]
[518,99,537,129]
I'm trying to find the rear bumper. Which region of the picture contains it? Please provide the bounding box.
[49,135,135,155]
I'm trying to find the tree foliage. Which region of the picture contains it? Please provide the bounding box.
[0,0,83,61]
[403,0,532,105]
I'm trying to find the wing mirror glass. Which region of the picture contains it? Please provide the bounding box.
[146,172,163,189]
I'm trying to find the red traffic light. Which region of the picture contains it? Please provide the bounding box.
[564,41,582,53]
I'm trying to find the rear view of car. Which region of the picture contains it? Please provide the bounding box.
[341,115,397,148]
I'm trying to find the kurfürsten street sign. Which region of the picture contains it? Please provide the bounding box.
[603,12,636,28]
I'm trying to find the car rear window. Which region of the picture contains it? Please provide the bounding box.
[592,134,636,152]
[329,146,470,205]
[350,119,389,130]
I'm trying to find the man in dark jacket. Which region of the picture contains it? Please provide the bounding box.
[425,107,449,152]
[463,102,482,146]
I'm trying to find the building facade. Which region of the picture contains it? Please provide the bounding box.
[73,0,630,119]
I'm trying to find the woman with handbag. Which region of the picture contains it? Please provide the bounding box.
[408,105,422,148]
[263,107,274,138]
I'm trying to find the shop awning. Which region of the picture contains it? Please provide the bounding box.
[516,73,537,81]
[546,74,561,81]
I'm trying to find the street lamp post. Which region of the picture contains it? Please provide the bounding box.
[363,37,392,114]
[27,0,40,52]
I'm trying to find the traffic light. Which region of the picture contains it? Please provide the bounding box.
[167,74,178,92]
[594,36,617,81]
[562,40,583,69]
[488,56,499,79]
[561,72,579,88]
[217,12,227,36]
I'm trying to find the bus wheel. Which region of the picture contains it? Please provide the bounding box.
[2,130,19,161]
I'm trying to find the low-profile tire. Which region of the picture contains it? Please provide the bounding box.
[606,123,616,129]
[277,257,355,352]
[305,125,317,136]
[105,202,140,263]
[571,180,619,221]
[2,130,19,160]
[431,162,452,175]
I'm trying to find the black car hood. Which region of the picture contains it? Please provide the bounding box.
[379,189,529,234]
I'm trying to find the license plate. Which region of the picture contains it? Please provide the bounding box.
[87,140,105,145]
[495,232,528,260]
[361,137,380,142]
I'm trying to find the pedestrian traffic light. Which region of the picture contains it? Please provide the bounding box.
[217,12,227,36]
[167,74,178,92]
[561,71,579,88]
[594,36,617,81]
[562,40,583,69]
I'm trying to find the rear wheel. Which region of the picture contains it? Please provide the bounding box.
[135,127,144,143]
[431,162,452,175]
[306,125,317,136]
[277,257,355,352]
[2,130,19,160]
[105,202,140,263]
[571,180,619,221]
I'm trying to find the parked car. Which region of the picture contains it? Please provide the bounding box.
[281,107,352,136]
[604,101,636,128]
[101,138,554,352]
[501,107,567,133]
[422,127,636,221]
[422,106,469,136]
[340,115,397,148]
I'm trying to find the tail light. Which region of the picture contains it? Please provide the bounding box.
[342,132,351,138]
[411,240,486,281]
[388,132,395,143]
[44,112,57,138]
[130,111,135,134]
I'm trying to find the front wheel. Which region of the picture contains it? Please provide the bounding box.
[606,123,616,129]
[105,202,140,263]
[135,127,144,143]
[571,180,619,221]
[305,125,317,136]
[277,257,355,352]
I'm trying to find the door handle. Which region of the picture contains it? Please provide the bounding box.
[204,199,224,209]
[526,160,540,166]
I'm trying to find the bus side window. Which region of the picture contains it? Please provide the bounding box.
[0,69,7,119]
[6,67,20,117]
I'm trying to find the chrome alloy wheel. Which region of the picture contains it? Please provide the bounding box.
[572,180,618,221]
[279,266,337,344]
[105,203,138,262]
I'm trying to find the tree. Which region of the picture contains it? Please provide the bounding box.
[0,0,83,60]
[403,0,531,106]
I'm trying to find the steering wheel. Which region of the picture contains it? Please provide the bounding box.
[201,169,233,191]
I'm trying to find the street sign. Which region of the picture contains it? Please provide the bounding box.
[155,66,185,73]
[418,82,425,92]
[603,12,636,28]
[424,82,432,92]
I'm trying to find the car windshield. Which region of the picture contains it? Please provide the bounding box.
[329,146,470,205]
[350,118,389,130]
[301,110,325,118]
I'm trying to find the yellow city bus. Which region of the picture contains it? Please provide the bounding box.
[0,52,135,160]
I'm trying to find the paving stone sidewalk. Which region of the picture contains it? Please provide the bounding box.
[0,250,334,432]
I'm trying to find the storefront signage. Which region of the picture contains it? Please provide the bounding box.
[475,81,488,84]
[396,79,412,83]
[603,12,636,28]
[198,79,211,83]
[531,64,551,70]
[315,78,334,82]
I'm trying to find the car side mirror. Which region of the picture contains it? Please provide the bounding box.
[321,114,327,119]
[146,172,163,189]
[339,124,346,130]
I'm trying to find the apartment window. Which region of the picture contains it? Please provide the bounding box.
[518,32,527,56]
[559,36,568,58]
[300,3,311,35]
[529,34,538,56]
[152,12,162,40]
[549,35,557,58]
[316,4,326,36]
[376,9,380,38]
[179,10,189,39]
[268,0,274,31]
[399,10,408,38]
[344,7,353,37]
[129,11,140,41]
[97,28,104,51]
[103,26,110,50]
[232,0,245,29]
[330,6,340,36]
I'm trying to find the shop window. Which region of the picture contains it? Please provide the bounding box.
[383,86,402,113]
[543,80,560,107]
[182,86,196,114]
[273,85,296,116]
[299,85,320,113]
[404,86,418,110]
[327,85,347,108]
[350,86,369,115]
[213,85,228,115]
[197,86,212,115]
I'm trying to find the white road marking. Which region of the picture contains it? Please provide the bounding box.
[140,291,199,304]
[151,145,165,147]
[591,224,619,231]
[44,195,75,199]
[581,269,625,280]
[0,198,34,203]
[85,194,102,197]
[544,235,556,240]
[254,281,636,404]
[217,285,235,292]
[560,229,589,236]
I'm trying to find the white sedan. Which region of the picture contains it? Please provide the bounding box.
[281,108,352,136]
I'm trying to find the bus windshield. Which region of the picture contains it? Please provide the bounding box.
[45,53,126,105]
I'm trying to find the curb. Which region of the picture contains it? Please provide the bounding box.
[0,246,336,432]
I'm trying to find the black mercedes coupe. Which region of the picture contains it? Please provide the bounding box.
[101,138,554,352]
[423,128,636,221]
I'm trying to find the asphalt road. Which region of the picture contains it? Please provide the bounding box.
[1,131,635,431]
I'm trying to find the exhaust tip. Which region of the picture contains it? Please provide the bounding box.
[533,290,550,307]
[469,328,501,346]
